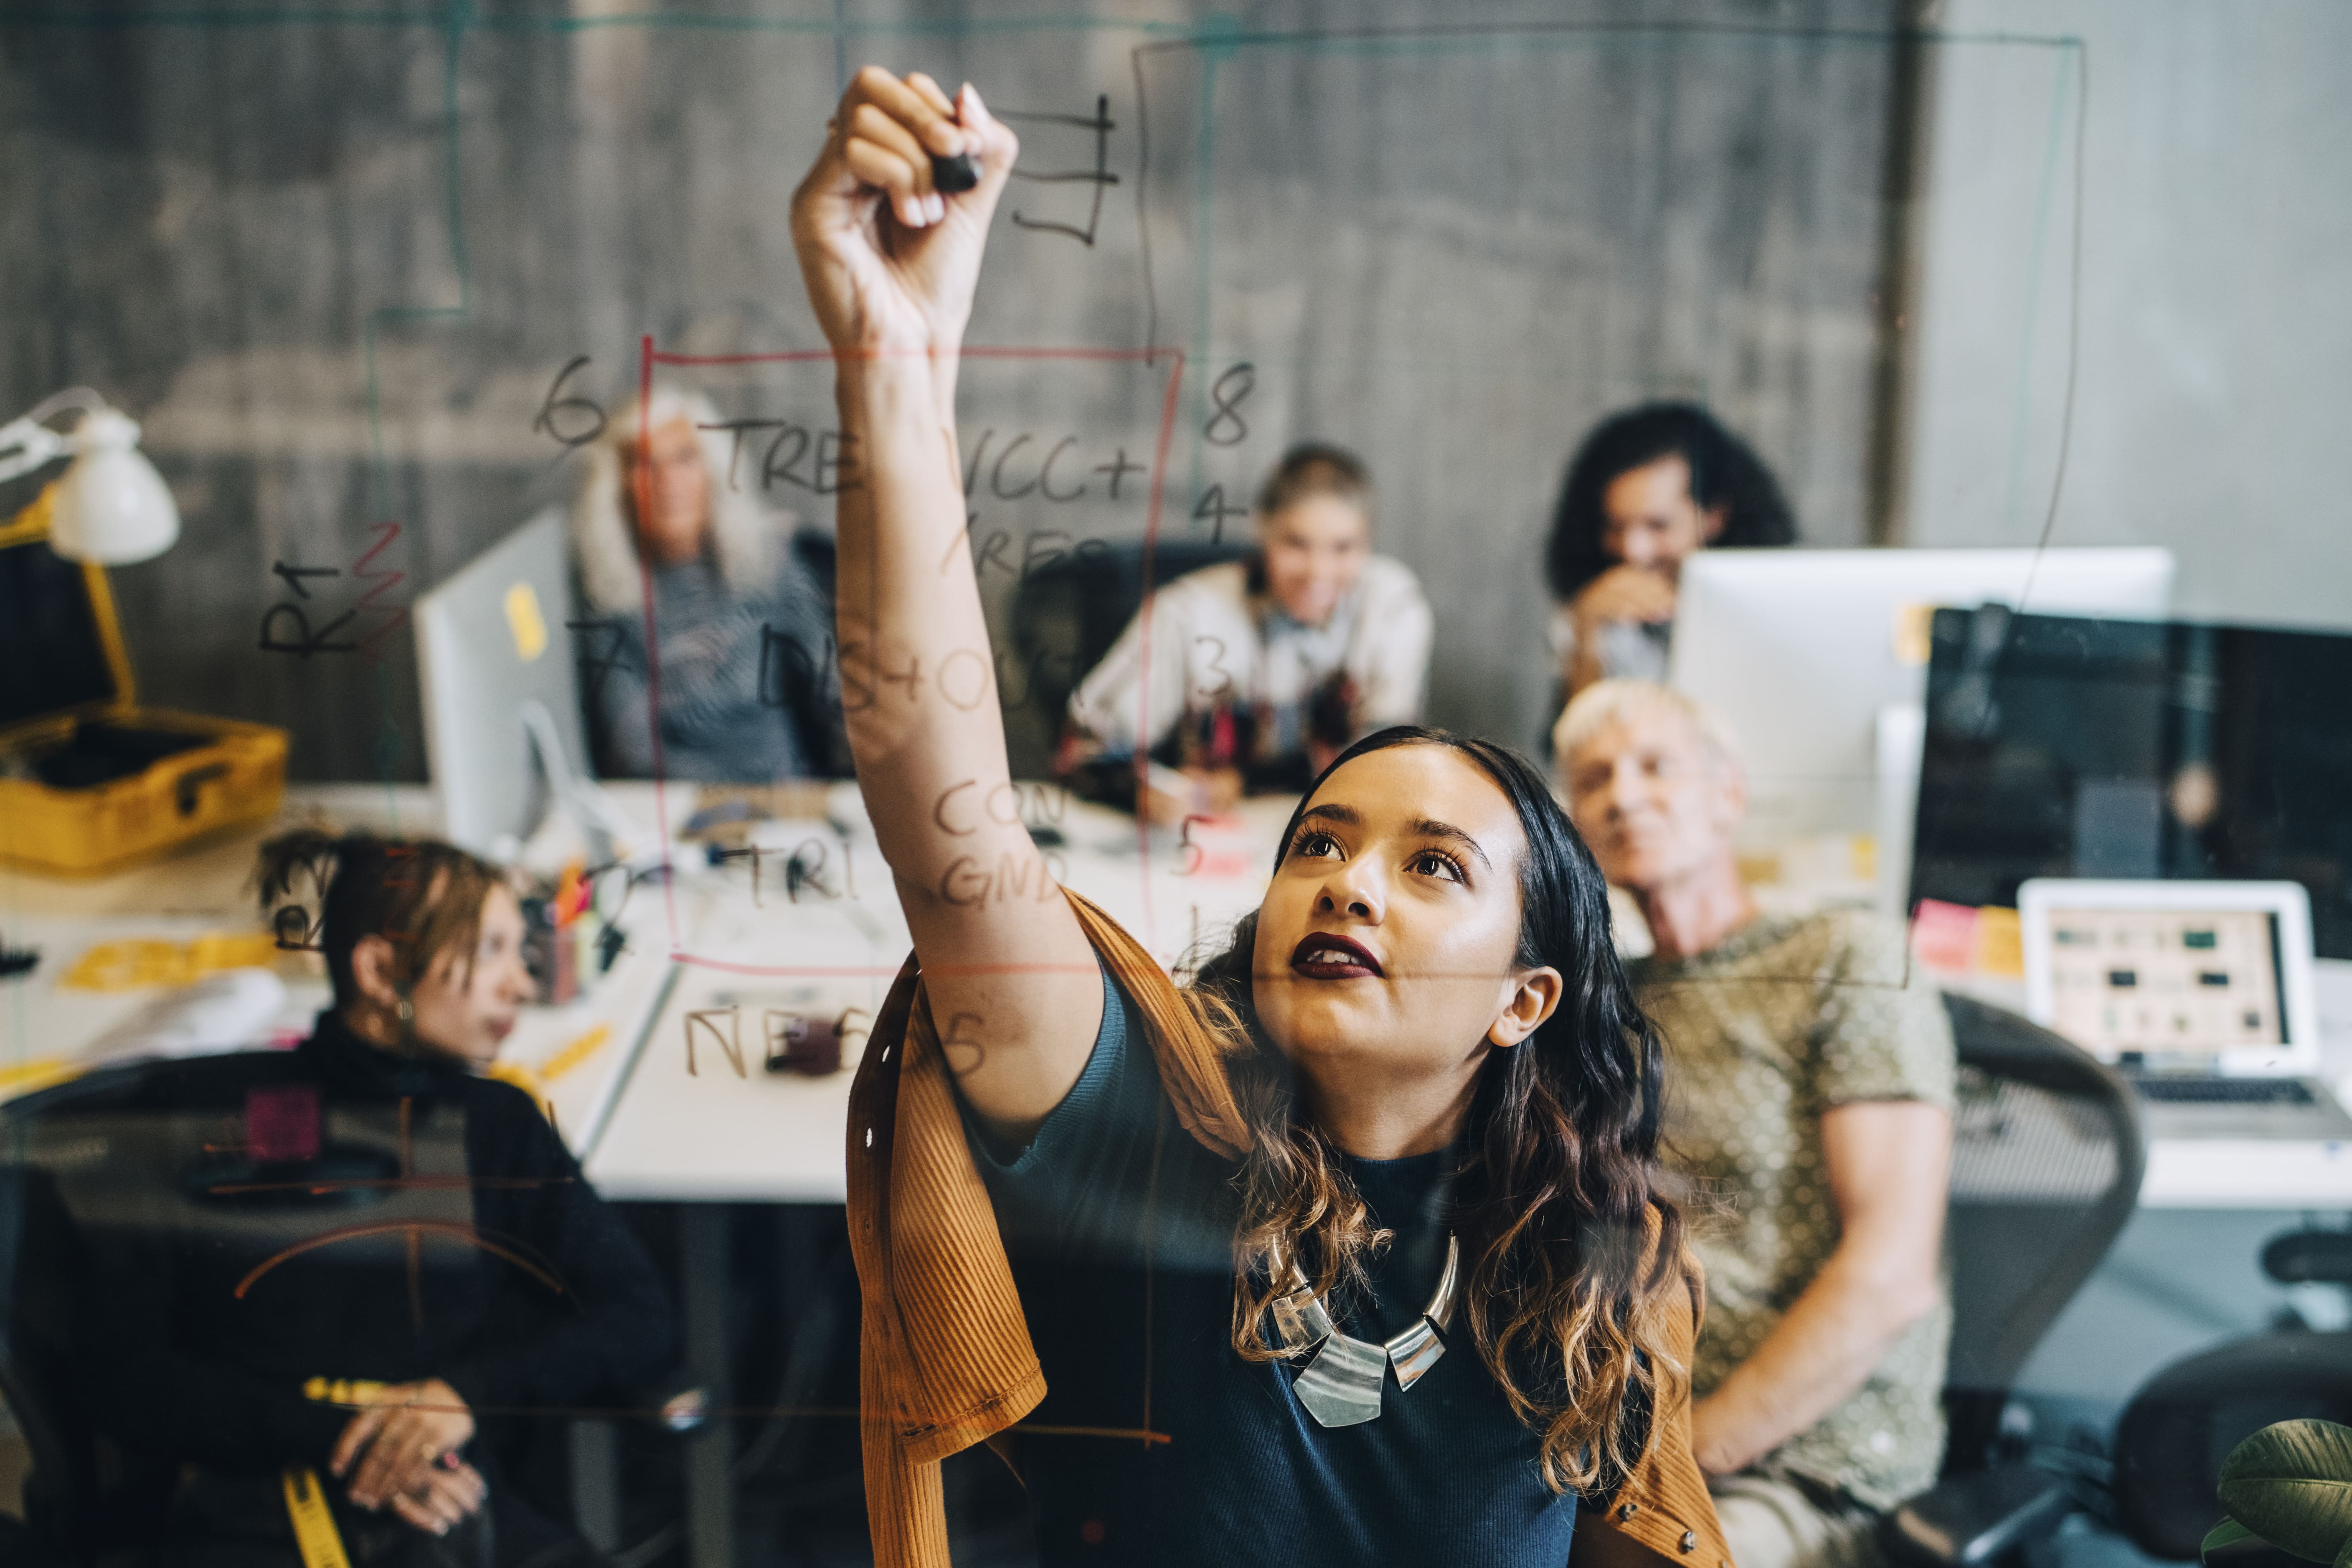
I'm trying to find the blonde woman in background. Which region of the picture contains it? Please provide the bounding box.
[569,384,842,780]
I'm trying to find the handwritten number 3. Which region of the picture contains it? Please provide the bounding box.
[1195,636,1234,700]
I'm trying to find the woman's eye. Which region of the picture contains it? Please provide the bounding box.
[1294,831,1339,859]
[1412,851,1463,882]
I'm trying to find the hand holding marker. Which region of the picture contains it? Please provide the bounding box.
[930,150,980,194]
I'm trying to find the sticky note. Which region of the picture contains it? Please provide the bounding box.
[504,580,548,662]
[1910,899,1979,973]
[1892,602,1936,667]
[1974,906,2024,977]
[64,933,279,992]
[246,1083,320,1163]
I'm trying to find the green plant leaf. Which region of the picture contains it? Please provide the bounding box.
[2334,1531,2352,1568]
[2206,1518,2262,1563]
[2217,1421,2352,1562]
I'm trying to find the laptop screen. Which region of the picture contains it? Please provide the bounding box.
[2041,905,2288,1063]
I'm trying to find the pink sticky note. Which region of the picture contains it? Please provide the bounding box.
[1910,899,1981,974]
[246,1084,321,1164]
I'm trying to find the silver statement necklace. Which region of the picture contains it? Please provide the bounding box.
[1270,1235,1461,1428]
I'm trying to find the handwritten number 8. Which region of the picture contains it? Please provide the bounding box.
[1204,363,1254,447]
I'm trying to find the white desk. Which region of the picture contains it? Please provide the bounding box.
[10,787,2351,1212]
[578,793,1291,1202]
[0,784,682,1149]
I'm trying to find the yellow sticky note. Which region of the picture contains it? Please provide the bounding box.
[63,932,279,992]
[538,1023,612,1084]
[1892,602,1935,667]
[504,580,549,663]
[1974,906,2024,978]
[0,1057,80,1096]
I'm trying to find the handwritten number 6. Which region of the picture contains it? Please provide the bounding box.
[534,356,607,449]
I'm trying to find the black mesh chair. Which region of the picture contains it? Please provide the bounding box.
[1001,536,1253,775]
[2104,1230,2352,1563]
[1885,994,2147,1568]
[0,1054,696,1565]
[0,1065,185,1565]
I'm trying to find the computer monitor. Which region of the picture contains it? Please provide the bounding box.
[1911,608,2352,960]
[414,509,590,857]
[1668,547,2175,845]
[2018,878,2319,1077]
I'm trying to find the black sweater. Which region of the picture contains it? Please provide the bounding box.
[78,1014,673,1471]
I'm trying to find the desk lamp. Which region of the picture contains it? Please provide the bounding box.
[0,387,180,563]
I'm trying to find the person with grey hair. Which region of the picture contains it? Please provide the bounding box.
[569,384,841,781]
[1556,679,1955,1568]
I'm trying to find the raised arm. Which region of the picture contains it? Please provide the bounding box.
[791,70,1101,1141]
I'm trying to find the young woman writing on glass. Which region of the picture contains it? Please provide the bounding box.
[793,69,1727,1568]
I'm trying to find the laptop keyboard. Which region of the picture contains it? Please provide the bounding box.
[2134,1077,2316,1106]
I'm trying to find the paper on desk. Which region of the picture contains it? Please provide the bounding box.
[80,967,290,1062]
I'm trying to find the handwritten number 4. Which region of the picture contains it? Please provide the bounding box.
[1192,485,1248,545]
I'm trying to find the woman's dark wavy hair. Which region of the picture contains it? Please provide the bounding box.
[1545,401,1798,600]
[1182,727,1683,1494]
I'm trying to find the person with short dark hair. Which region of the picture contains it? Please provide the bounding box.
[1061,441,1433,822]
[1546,403,1797,697]
[77,830,673,1567]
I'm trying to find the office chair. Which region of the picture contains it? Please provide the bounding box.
[2103,1233,2352,1563]
[1884,994,2148,1568]
[0,1065,183,1565]
[0,1054,699,1565]
[1002,536,1253,772]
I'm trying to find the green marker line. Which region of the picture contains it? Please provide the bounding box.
[2000,42,2080,538]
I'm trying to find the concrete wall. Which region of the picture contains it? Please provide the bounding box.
[2,0,1904,779]
[1901,0,2352,632]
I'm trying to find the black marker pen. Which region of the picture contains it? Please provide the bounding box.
[930,151,979,194]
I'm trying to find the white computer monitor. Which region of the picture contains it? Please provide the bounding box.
[2019,878,2319,1078]
[414,509,591,857]
[1667,547,2175,850]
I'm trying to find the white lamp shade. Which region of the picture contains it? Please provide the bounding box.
[49,409,180,564]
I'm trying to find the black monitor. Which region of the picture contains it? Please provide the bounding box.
[1910,607,2352,959]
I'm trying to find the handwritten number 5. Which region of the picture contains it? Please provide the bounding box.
[1174,814,1215,877]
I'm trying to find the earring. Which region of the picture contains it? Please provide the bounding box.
[395,998,413,1023]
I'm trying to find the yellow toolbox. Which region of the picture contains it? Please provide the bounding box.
[0,498,286,876]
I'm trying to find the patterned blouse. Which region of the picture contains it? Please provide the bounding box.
[1629,909,1956,1509]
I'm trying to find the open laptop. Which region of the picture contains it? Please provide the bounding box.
[2019,878,2352,1140]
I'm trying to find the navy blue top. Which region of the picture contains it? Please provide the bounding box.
[957,965,1581,1566]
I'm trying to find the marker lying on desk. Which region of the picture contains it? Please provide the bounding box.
[930,151,979,194]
